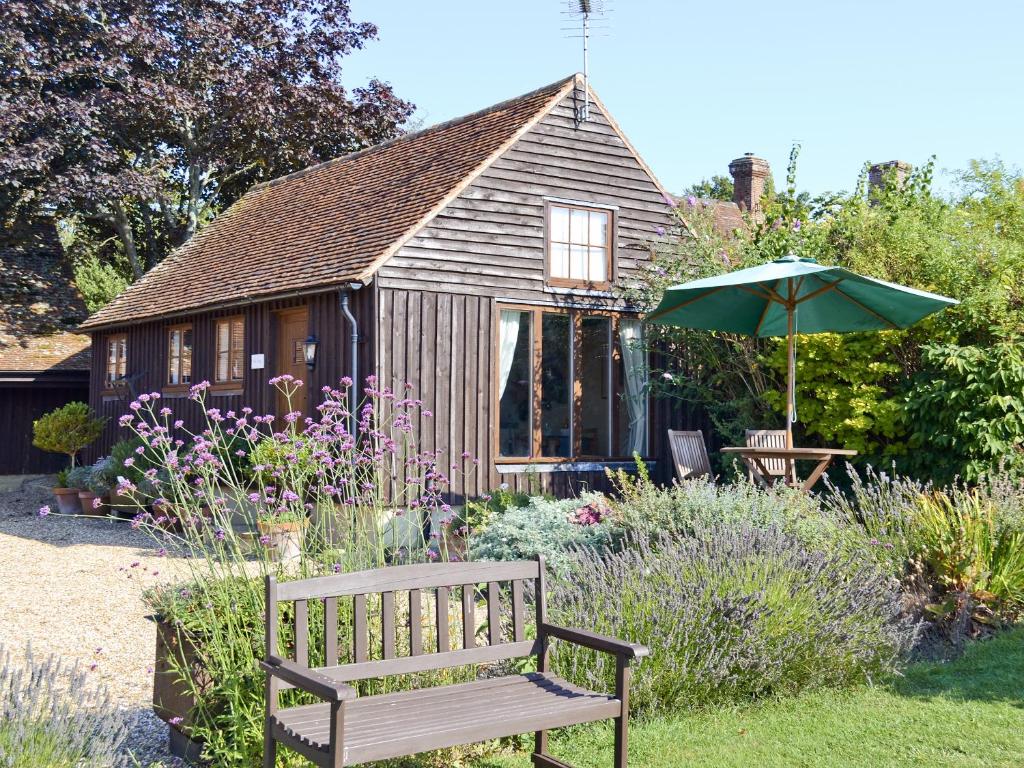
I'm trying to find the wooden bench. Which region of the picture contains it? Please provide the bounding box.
[262,556,648,767]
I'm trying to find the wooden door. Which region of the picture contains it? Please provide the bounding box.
[274,306,309,417]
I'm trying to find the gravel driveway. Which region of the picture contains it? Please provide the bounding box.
[0,476,189,766]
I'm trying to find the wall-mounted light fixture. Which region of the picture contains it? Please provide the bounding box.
[302,334,319,371]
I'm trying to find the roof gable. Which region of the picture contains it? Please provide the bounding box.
[0,220,90,371]
[81,75,580,330]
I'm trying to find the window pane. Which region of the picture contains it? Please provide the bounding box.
[230,319,244,380]
[570,208,588,245]
[550,205,569,242]
[540,314,571,457]
[117,338,126,377]
[168,330,180,385]
[588,246,607,282]
[498,311,532,457]
[579,317,611,456]
[617,320,649,456]
[569,245,586,280]
[216,322,230,382]
[182,328,193,383]
[589,210,608,246]
[550,243,569,278]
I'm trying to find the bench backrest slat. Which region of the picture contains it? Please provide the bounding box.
[275,560,539,601]
[267,559,544,687]
[409,589,422,657]
[461,586,475,649]
[324,597,338,666]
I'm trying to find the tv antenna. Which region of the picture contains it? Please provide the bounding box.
[562,0,610,125]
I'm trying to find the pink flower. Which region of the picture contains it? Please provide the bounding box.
[92,497,103,509]
[38,505,50,517]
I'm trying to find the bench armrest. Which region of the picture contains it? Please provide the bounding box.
[539,623,649,660]
[261,655,357,702]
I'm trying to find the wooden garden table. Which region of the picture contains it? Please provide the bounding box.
[720,446,858,492]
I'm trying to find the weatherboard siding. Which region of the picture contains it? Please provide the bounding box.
[86,288,374,458]
[375,94,674,304]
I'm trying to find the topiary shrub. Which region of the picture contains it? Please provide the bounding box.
[32,402,105,468]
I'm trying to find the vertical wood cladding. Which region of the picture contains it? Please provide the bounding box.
[87,288,373,458]
[0,376,90,473]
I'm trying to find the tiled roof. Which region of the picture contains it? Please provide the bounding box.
[709,200,747,236]
[81,75,579,330]
[0,220,90,372]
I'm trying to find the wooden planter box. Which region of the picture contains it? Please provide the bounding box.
[152,618,211,764]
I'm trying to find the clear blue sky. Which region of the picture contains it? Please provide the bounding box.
[343,0,1022,198]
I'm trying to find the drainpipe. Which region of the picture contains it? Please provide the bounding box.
[339,285,361,435]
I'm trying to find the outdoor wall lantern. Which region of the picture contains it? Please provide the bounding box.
[302,334,319,370]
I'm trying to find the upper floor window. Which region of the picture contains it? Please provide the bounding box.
[166,324,193,387]
[105,334,127,387]
[546,202,612,289]
[215,317,244,384]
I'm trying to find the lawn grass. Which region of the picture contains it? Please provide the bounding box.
[474,628,1024,768]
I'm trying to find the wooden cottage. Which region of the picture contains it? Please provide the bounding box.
[1,219,91,474]
[80,74,682,496]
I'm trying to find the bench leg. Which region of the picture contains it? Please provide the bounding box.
[263,724,276,768]
[614,658,631,768]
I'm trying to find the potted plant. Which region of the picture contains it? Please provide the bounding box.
[256,510,307,563]
[33,402,105,512]
[108,438,153,517]
[80,457,114,516]
[51,469,81,515]
[64,465,92,514]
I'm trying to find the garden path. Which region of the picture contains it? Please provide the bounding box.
[0,476,190,766]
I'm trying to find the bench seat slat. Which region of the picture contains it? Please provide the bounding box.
[271,673,620,765]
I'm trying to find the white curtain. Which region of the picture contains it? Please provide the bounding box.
[498,310,522,398]
[619,318,648,456]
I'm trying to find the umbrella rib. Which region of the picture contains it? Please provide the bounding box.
[831,284,901,329]
[795,280,841,304]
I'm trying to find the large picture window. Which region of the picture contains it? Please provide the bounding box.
[215,317,244,384]
[166,324,193,387]
[546,202,612,289]
[496,306,647,461]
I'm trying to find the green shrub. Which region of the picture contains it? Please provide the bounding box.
[64,464,91,490]
[469,492,617,575]
[904,336,1024,483]
[32,402,105,468]
[0,645,129,767]
[549,528,918,716]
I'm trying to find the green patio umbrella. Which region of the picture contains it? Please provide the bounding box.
[645,254,958,449]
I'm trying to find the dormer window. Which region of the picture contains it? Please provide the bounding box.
[546,202,613,289]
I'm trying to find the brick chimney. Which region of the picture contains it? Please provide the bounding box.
[729,153,771,217]
[868,160,912,197]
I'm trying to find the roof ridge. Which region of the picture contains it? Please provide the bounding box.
[254,73,580,192]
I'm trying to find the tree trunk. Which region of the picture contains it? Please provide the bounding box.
[110,200,143,280]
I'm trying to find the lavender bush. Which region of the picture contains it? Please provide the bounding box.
[469,492,617,575]
[549,527,919,716]
[0,645,129,767]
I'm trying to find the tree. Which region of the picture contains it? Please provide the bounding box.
[0,0,412,282]
[32,402,106,468]
[685,174,734,202]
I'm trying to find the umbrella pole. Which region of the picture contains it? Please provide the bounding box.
[786,296,795,450]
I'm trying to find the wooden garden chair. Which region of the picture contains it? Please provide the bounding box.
[744,429,797,486]
[262,557,648,767]
[667,429,712,481]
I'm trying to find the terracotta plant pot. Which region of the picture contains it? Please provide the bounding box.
[78,490,108,516]
[109,490,141,519]
[256,518,307,563]
[52,487,81,515]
